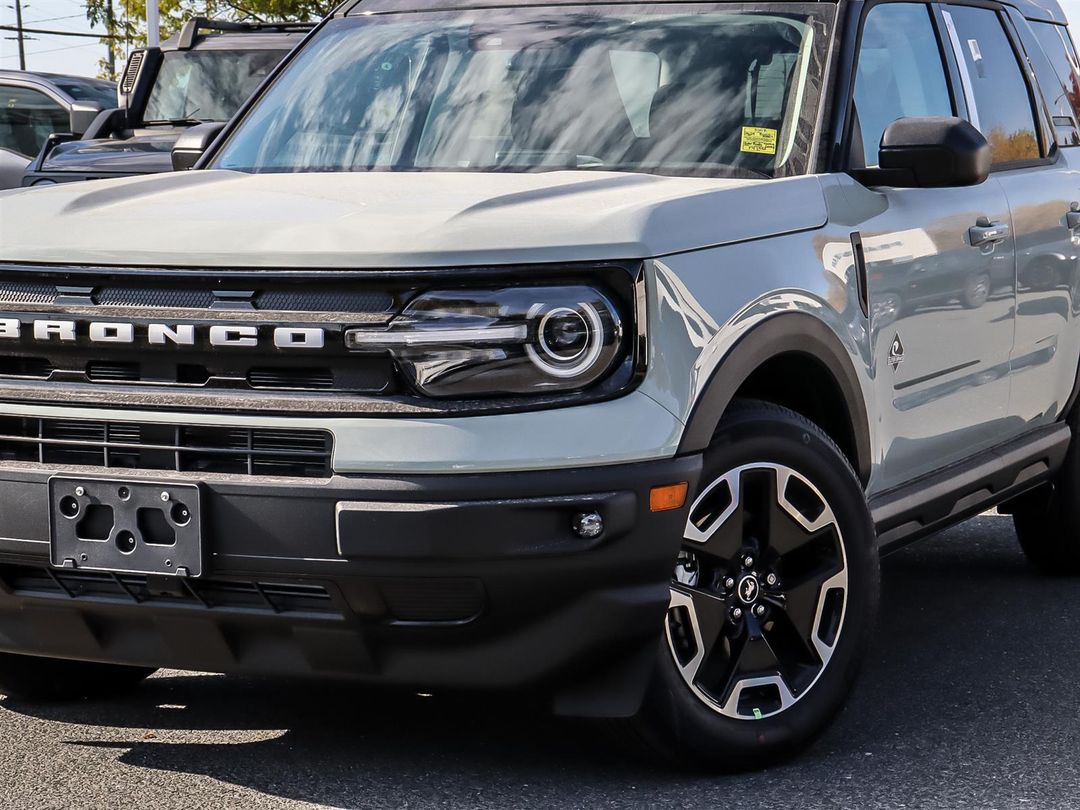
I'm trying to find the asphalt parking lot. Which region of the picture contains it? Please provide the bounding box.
[0,511,1077,809]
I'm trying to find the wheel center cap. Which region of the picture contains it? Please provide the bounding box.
[737,574,760,605]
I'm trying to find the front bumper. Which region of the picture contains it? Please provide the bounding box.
[0,454,701,715]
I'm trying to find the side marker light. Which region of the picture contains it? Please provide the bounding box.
[650,482,689,512]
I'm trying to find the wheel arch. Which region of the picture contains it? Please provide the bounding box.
[678,313,872,485]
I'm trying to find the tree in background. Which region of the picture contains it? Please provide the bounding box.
[85,0,333,79]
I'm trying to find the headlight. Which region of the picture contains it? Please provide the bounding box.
[345,286,626,398]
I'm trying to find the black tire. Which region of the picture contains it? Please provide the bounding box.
[0,652,156,702]
[620,400,879,771]
[1012,410,1080,574]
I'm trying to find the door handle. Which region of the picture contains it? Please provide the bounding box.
[969,219,1010,247]
[1067,205,1080,231]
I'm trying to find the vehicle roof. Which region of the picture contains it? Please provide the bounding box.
[160,19,315,51]
[341,0,1068,23]
[159,32,311,51]
[1012,0,1067,23]
[0,70,114,89]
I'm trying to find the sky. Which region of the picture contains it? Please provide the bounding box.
[1062,0,1080,29]
[1,0,115,78]
[6,0,1080,80]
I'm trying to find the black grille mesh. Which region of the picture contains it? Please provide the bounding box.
[254,289,394,313]
[96,287,215,309]
[0,417,333,478]
[0,282,395,314]
[0,282,55,305]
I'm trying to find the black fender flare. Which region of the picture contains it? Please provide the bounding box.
[677,312,872,484]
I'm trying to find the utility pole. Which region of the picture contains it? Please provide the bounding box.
[104,0,115,77]
[13,0,24,70]
[146,0,159,47]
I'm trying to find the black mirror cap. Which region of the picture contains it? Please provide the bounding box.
[67,103,103,138]
[871,116,991,188]
[82,107,125,141]
[171,122,227,171]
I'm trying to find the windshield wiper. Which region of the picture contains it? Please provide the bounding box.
[143,106,207,128]
[142,117,213,127]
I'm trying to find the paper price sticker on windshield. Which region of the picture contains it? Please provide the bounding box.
[740,126,778,155]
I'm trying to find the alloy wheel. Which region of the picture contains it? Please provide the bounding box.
[665,463,848,720]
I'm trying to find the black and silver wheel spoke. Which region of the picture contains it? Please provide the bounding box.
[666,462,848,720]
[683,471,745,561]
[668,584,729,668]
[759,607,821,693]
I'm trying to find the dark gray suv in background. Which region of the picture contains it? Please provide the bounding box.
[0,71,115,188]
[20,19,311,187]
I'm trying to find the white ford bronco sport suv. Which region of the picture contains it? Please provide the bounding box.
[1,0,1079,772]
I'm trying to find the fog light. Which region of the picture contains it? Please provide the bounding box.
[572,511,604,539]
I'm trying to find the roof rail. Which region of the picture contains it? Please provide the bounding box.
[176,17,317,49]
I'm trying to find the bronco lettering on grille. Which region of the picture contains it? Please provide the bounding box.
[0,319,327,349]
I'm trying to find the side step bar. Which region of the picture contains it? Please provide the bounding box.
[870,422,1071,553]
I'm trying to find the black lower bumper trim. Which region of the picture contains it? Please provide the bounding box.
[0,454,702,715]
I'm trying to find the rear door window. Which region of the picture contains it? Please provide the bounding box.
[943,5,1042,164]
[1028,21,1080,146]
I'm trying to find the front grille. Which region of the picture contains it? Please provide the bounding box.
[0,281,396,316]
[248,367,335,390]
[253,289,395,314]
[0,356,52,379]
[0,262,640,413]
[87,362,140,382]
[0,269,406,398]
[1,281,54,305]
[0,564,340,617]
[0,417,333,478]
[95,287,215,309]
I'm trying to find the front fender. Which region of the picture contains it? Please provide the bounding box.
[638,243,873,483]
[677,310,872,483]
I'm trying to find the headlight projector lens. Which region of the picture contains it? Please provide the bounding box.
[528,302,605,378]
[540,308,590,361]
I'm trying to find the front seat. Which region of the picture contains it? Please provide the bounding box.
[644,81,745,166]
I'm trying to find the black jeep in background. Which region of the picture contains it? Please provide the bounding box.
[20,18,312,187]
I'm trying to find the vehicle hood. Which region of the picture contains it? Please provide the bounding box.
[40,131,181,176]
[0,170,827,268]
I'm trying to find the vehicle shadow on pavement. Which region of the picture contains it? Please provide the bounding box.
[6,513,1080,809]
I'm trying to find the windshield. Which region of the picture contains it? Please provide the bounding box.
[212,4,833,178]
[55,79,116,107]
[143,48,289,124]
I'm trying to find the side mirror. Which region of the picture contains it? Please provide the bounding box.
[171,122,227,171]
[68,103,103,138]
[853,116,991,189]
[82,107,125,141]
